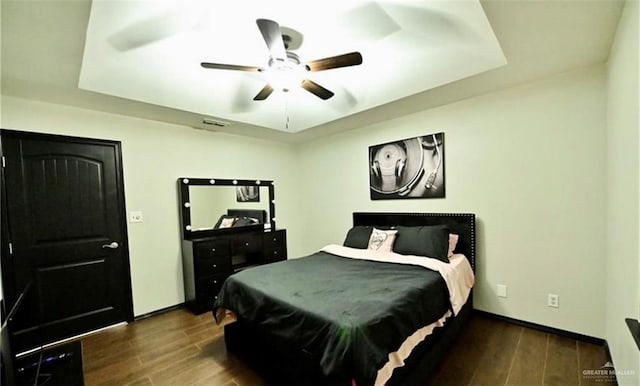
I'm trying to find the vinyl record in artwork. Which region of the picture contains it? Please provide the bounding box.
[369,133,444,200]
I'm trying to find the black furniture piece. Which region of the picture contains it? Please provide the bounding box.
[178,178,287,314]
[182,227,287,314]
[222,212,475,385]
[12,342,84,386]
[2,282,84,386]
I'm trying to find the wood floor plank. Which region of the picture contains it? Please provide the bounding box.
[83,354,143,386]
[146,347,225,385]
[187,353,257,386]
[150,357,225,386]
[427,315,500,386]
[122,376,153,386]
[544,335,579,386]
[136,332,196,364]
[467,320,523,386]
[83,344,140,373]
[506,328,548,385]
[578,340,614,386]
[128,329,191,353]
[83,339,133,363]
[187,324,225,348]
[96,345,202,386]
[82,324,133,351]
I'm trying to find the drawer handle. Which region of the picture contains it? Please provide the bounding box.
[274,251,278,255]
[245,242,249,246]
[213,280,217,284]
[213,264,217,268]
[273,238,277,241]
[214,295,218,300]
[211,248,216,252]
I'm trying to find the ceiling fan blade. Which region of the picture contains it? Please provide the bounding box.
[200,62,263,72]
[305,52,363,72]
[253,84,274,101]
[301,79,334,100]
[256,18,287,62]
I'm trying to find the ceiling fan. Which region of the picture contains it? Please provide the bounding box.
[200,19,363,101]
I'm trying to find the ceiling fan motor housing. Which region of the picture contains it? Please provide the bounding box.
[268,51,301,68]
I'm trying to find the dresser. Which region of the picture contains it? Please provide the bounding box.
[182,228,287,314]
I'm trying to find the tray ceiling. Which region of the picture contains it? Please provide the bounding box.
[78,0,507,133]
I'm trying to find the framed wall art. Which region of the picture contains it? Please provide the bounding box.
[369,132,445,200]
[236,185,260,202]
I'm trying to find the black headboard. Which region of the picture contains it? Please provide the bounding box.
[227,209,267,223]
[352,212,476,271]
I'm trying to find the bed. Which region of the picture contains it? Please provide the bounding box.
[213,212,476,385]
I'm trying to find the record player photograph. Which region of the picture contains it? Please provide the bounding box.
[369,132,445,200]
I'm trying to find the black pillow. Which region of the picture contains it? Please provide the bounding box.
[343,226,374,249]
[233,217,258,227]
[392,225,450,262]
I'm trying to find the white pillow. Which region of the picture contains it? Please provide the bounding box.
[367,228,398,253]
[219,217,236,228]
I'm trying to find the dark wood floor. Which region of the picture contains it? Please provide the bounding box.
[81,307,614,386]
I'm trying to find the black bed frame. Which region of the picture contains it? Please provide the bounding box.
[224,212,476,386]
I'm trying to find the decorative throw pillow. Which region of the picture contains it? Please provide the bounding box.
[392,225,450,262]
[343,226,374,249]
[448,234,460,258]
[367,228,398,253]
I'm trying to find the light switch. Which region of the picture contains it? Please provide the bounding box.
[129,211,143,223]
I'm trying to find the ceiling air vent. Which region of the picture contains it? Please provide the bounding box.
[202,118,229,127]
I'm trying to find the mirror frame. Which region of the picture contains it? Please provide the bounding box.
[179,177,276,240]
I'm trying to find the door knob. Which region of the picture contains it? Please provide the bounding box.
[102,241,119,249]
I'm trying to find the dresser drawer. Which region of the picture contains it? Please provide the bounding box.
[191,274,226,314]
[195,255,231,276]
[194,239,229,259]
[264,230,287,262]
[230,234,262,255]
[193,239,231,276]
[196,274,227,305]
[264,247,287,262]
[263,230,286,249]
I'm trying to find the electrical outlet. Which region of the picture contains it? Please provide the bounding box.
[548,294,559,308]
[497,284,508,298]
[129,211,143,223]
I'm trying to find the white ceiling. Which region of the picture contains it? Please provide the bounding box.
[1,0,625,142]
[78,0,507,133]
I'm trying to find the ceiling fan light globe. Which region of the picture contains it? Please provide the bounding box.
[265,63,306,93]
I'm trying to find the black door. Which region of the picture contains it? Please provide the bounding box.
[0,130,133,351]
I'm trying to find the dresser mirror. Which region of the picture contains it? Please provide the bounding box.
[179,178,276,239]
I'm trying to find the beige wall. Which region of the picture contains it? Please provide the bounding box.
[296,64,608,338]
[0,96,302,315]
[606,0,640,384]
